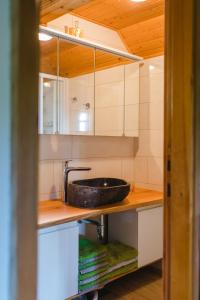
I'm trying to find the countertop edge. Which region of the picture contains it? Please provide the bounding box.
[38,193,163,229]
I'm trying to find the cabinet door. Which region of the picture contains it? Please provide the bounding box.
[124,62,139,137]
[138,206,163,267]
[37,223,79,300]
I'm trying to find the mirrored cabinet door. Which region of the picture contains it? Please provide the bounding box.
[124,61,140,137]
[59,39,95,135]
[39,36,59,134]
[94,50,127,137]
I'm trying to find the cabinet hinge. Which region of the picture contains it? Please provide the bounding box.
[167,183,171,197]
[167,159,171,172]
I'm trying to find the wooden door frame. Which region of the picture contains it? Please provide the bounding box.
[164,0,199,299]
[0,0,39,299]
[193,0,200,298]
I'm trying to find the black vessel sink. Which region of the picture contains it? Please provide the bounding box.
[68,178,130,208]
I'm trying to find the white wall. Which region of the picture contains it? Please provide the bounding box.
[38,56,164,201]
[133,56,164,191]
[47,13,127,51]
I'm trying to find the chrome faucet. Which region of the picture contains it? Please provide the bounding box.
[64,160,91,204]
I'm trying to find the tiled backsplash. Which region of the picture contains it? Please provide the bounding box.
[39,157,134,201]
[38,56,164,201]
[134,56,164,191]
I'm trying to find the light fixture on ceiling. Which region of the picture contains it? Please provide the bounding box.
[38,32,53,41]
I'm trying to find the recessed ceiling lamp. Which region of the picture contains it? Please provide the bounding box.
[39,32,53,41]
[131,0,146,2]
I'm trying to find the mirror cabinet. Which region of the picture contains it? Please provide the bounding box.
[39,32,140,137]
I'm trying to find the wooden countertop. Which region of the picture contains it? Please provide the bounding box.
[38,188,163,229]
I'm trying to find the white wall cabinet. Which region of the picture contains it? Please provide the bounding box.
[39,34,140,137]
[37,222,79,300]
[108,205,163,268]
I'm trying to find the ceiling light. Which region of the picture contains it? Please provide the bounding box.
[39,32,53,41]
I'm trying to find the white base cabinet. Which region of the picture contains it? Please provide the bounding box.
[37,222,79,300]
[109,205,163,268]
[137,206,163,267]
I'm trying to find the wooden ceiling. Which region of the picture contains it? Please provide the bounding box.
[40,0,165,59]
[40,0,164,77]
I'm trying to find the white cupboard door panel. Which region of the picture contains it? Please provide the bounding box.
[37,223,79,300]
[138,206,163,267]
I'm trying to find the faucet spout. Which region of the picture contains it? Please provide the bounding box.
[64,161,91,204]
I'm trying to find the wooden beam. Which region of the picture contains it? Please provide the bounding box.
[164,0,194,299]
[40,0,95,24]
[0,0,39,299]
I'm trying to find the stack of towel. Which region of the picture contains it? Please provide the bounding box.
[79,236,138,293]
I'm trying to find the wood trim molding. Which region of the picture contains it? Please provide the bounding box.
[193,0,200,298]
[0,0,39,299]
[164,0,194,299]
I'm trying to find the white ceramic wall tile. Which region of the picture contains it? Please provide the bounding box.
[149,73,164,103]
[121,158,134,184]
[139,103,149,130]
[71,136,134,159]
[95,106,124,136]
[139,75,150,103]
[39,135,72,160]
[149,102,164,130]
[53,160,63,192]
[38,161,55,196]
[140,56,164,77]
[125,62,140,79]
[95,81,124,107]
[133,56,164,191]
[133,157,148,184]
[89,159,122,178]
[125,104,139,136]
[125,78,139,105]
[147,157,163,186]
[95,65,124,85]
[135,182,163,192]
[135,130,151,157]
[149,130,164,158]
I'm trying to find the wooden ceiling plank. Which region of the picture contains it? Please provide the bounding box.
[40,0,95,24]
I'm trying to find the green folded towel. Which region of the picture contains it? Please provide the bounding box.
[79,261,137,292]
[80,266,108,281]
[106,241,138,267]
[80,260,108,275]
[79,236,107,264]
[79,257,137,285]
[79,239,138,292]
[79,257,107,271]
